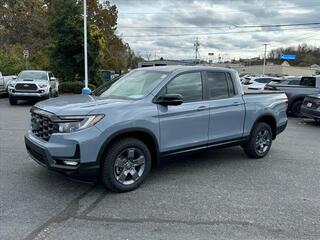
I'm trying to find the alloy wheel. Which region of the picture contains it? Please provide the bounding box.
[255,128,271,154]
[113,148,146,185]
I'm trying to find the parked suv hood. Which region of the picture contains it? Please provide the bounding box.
[35,95,133,116]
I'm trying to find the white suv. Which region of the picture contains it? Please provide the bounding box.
[242,76,275,90]
[8,70,59,105]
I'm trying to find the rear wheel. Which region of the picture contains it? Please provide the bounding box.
[291,100,303,117]
[101,138,152,192]
[9,97,17,105]
[243,122,272,159]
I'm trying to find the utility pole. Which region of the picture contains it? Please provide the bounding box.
[82,0,90,94]
[263,43,268,75]
[194,38,200,64]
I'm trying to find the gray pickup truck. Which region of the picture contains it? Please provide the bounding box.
[265,76,320,116]
[25,66,288,192]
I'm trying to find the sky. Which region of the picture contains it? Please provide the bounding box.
[109,0,320,62]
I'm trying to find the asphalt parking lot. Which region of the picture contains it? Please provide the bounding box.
[0,97,320,240]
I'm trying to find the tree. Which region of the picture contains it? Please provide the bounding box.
[1,0,141,83]
[48,0,84,81]
[0,0,49,49]
[268,44,320,66]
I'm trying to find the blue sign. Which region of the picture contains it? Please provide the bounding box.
[281,54,297,60]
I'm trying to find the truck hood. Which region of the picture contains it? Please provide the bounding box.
[12,79,48,85]
[35,95,133,116]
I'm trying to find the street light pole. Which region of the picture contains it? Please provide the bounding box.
[82,0,90,94]
[263,43,268,75]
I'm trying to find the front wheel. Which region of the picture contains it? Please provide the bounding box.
[101,138,152,192]
[243,122,272,159]
[9,97,18,105]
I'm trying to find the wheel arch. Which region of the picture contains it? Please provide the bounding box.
[251,114,277,140]
[97,128,160,169]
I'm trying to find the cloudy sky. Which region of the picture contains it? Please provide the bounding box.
[110,0,320,61]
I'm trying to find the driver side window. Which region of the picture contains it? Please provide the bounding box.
[166,72,203,102]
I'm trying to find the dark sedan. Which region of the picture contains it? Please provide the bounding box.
[301,94,320,122]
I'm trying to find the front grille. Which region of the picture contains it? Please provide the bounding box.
[31,112,59,141]
[16,83,37,90]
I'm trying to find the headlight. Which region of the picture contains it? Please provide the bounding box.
[9,81,16,87]
[57,115,104,133]
[39,84,48,88]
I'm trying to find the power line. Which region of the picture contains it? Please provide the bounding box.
[118,22,320,29]
[119,26,320,38]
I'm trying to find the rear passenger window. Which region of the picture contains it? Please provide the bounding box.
[300,77,316,87]
[166,72,203,102]
[207,72,235,100]
[288,80,300,85]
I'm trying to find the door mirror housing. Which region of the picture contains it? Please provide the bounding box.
[154,94,183,106]
[12,76,17,80]
[50,77,56,81]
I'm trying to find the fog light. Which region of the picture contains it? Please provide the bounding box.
[63,161,79,166]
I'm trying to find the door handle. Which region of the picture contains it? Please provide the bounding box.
[197,106,208,111]
[232,102,241,106]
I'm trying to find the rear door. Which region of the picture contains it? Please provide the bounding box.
[157,71,210,152]
[205,71,245,143]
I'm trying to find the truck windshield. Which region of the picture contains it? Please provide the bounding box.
[100,70,168,100]
[18,71,47,81]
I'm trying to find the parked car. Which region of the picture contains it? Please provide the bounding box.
[264,77,301,90]
[0,72,15,95]
[265,76,320,116]
[301,94,320,122]
[242,76,275,90]
[25,66,288,192]
[8,70,59,105]
[0,72,4,94]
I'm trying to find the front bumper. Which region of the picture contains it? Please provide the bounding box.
[301,106,320,119]
[25,127,103,180]
[276,121,288,136]
[9,91,49,99]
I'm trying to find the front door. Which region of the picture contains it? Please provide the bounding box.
[157,72,210,152]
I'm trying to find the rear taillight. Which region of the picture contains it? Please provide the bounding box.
[314,99,320,106]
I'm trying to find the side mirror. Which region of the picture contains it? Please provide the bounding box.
[12,76,17,80]
[50,77,56,81]
[154,94,183,106]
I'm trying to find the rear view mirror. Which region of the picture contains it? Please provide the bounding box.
[154,94,183,106]
[12,76,17,80]
[50,77,56,81]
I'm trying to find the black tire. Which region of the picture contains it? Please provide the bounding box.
[243,122,273,159]
[48,89,53,98]
[9,97,18,105]
[54,89,59,97]
[291,100,303,117]
[101,138,152,193]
